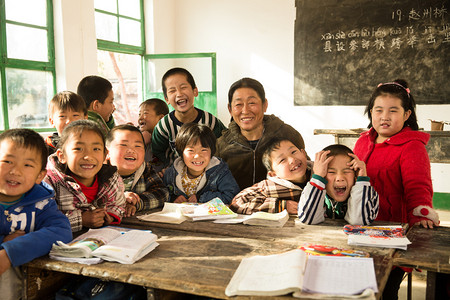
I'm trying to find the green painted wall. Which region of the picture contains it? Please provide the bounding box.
[433,192,450,210]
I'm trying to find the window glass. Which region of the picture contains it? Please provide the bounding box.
[97,50,142,125]
[6,24,48,61]
[94,0,117,13]
[5,0,46,26]
[95,12,118,42]
[6,68,52,129]
[119,18,141,46]
[118,0,140,19]
[0,81,4,130]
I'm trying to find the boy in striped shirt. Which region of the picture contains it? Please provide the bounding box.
[151,68,226,168]
[298,144,379,225]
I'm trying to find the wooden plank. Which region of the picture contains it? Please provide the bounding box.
[26,225,393,299]
[393,226,450,273]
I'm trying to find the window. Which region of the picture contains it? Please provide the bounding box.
[0,0,55,131]
[95,0,145,125]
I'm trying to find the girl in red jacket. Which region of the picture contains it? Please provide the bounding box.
[354,80,440,299]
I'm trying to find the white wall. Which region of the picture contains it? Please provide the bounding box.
[55,0,450,192]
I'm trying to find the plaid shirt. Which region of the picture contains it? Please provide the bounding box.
[125,162,169,211]
[230,176,306,214]
[44,154,125,232]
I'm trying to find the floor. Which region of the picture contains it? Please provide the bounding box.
[397,209,450,299]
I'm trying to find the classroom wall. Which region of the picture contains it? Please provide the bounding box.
[55,0,450,195]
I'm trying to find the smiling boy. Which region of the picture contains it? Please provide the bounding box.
[151,68,226,167]
[0,129,72,298]
[230,137,311,215]
[298,144,379,225]
[106,125,168,217]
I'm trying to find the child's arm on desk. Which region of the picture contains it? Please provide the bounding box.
[0,250,11,275]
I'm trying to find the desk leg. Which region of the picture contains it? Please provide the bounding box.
[426,271,436,300]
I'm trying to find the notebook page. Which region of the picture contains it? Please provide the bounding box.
[302,256,378,295]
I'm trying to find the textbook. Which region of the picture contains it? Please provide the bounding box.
[181,198,237,221]
[298,244,370,257]
[225,249,377,297]
[50,227,159,264]
[343,225,411,250]
[243,209,289,227]
[137,202,188,224]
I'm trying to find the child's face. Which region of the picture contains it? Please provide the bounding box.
[107,130,145,176]
[138,104,163,133]
[57,130,105,187]
[182,140,211,178]
[371,95,411,142]
[0,140,46,203]
[325,154,356,202]
[164,74,198,114]
[49,108,87,135]
[95,89,115,122]
[268,140,307,183]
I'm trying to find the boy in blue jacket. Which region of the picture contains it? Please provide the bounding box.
[0,129,72,299]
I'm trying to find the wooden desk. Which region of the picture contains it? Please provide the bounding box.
[314,129,450,164]
[393,225,450,299]
[25,218,395,299]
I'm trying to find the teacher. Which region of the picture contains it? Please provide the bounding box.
[216,77,306,190]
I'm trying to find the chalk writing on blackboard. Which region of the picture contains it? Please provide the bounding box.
[294,0,450,106]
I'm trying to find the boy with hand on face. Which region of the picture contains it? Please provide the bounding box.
[298,144,379,225]
[46,91,88,155]
[152,67,226,167]
[0,129,72,299]
[106,125,169,217]
[230,137,311,215]
[138,98,169,173]
[77,75,116,138]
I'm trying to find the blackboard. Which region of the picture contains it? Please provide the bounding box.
[294,0,450,106]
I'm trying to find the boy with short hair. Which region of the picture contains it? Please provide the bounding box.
[106,124,169,217]
[151,67,226,167]
[47,91,88,155]
[138,98,169,172]
[0,129,72,299]
[298,144,379,225]
[77,75,116,137]
[230,137,311,215]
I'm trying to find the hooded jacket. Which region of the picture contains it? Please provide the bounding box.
[353,127,435,225]
[216,114,306,190]
[163,156,240,204]
[0,182,72,267]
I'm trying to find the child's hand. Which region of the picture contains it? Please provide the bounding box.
[3,230,25,243]
[174,195,188,203]
[0,249,12,276]
[415,219,439,229]
[103,212,113,226]
[124,192,140,217]
[158,168,167,179]
[187,195,198,203]
[348,153,367,177]
[285,200,298,215]
[82,208,107,228]
[313,150,333,177]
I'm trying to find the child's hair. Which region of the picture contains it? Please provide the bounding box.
[365,79,418,130]
[58,120,106,153]
[0,129,47,170]
[322,144,354,158]
[161,68,197,99]
[77,75,113,107]
[262,137,301,172]
[105,124,145,148]
[48,91,88,117]
[139,98,169,116]
[228,77,266,106]
[175,123,216,157]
